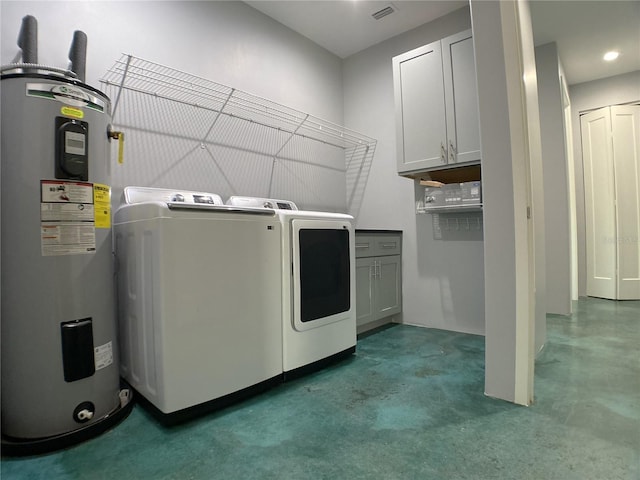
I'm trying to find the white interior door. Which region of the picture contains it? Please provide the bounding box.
[581,107,617,299]
[561,75,579,305]
[612,105,640,299]
[581,105,640,300]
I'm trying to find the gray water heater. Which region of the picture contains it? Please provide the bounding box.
[1,16,131,454]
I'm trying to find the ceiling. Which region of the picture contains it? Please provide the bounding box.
[245,0,640,85]
[245,1,467,58]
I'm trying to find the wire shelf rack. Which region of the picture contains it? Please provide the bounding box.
[100,54,376,213]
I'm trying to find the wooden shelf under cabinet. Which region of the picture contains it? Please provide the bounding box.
[403,163,481,183]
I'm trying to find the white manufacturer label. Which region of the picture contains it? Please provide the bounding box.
[94,341,113,371]
[41,223,96,255]
[41,203,94,222]
[41,180,96,256]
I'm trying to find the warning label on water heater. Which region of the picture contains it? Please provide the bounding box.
[93,184,111,229]
[94,341,114,371]
[41,180,96,256]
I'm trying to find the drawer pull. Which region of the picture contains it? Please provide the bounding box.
[380,243,397,248]
[356,243,370,249]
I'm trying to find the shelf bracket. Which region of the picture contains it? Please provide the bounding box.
[200,88,235,144]
[111,54,133,121]
[267,114,309,197]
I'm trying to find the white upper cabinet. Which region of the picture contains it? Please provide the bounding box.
[442,30,481,166]
[394,40,447,171]
[393,30,481,174]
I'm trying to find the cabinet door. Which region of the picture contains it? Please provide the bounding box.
[374,255,402,320]
[442,30,481,165]
[356,257,375,327]
[393,41,447,173]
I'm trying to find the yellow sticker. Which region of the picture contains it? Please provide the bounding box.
[61,106,84,119]
[93,184,111,229]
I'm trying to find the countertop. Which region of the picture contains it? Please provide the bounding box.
[355,229,403,234]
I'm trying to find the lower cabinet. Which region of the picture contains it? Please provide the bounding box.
[355,232,402,333]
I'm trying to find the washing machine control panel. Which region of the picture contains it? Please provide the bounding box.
[124,187,224,206]
[193,194,217,204]
[227,196,298,211]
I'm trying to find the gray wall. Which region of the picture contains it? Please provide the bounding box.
[535,42,571,316]
[3,1,487,336]
[569,71,640,296]
[343,7,485,335]
[1,1,346,210]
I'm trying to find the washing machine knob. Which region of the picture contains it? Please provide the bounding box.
[172,193,185,202]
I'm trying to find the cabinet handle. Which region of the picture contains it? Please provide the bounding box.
[356,243,369,249]
[369,261,380,279]
[449,140,457,162]
[440,142,446,163]
[380,243,396,249]
[370,263,376,279]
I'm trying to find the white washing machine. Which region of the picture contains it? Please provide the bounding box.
[114,187,283,420]
[227,196,356,378]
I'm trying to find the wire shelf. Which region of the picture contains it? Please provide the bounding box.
[100,54,376,213]
[101,54,375,150]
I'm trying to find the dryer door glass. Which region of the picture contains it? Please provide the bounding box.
[298,228,350,322]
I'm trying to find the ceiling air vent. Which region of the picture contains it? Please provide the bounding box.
[371,4,397,20]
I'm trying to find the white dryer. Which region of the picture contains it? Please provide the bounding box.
[114,187,283,420]
[227,196,356,378]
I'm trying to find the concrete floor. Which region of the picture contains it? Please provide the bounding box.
[2,297,639,479]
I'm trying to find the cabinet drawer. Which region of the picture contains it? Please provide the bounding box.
[355,236,376,258]
[356,233,402,257]
[374,235,401,256]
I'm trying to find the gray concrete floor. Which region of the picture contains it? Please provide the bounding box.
[2,297,639,479]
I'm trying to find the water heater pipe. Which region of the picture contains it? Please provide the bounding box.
[68,30,87,83]
[17,15,38,64]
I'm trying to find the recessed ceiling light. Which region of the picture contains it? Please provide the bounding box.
[603,51,619,61]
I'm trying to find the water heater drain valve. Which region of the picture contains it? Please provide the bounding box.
[73,401,95,423]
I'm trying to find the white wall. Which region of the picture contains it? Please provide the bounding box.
[343,7,485,336]
[1,1,342,120]
[471,0,543,405]
[535,42,571,316]
[569,71,640,296]
[1,1,346,210]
